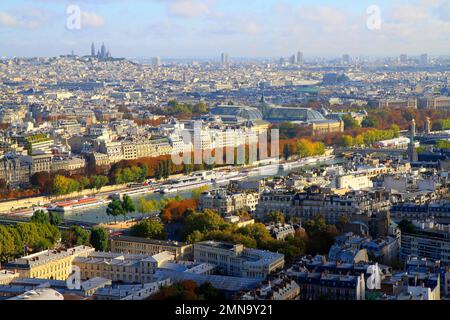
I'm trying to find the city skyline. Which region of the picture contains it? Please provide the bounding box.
[1,0,450,58]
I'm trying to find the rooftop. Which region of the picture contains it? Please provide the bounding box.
[111,235,189,248]
[5,246,94,269]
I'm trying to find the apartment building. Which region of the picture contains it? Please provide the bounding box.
[267,223,296,240]
[256,187,391,224]
[110,236,193,260]
[72,251,175,284]
[287,270,366,300]
[51,156,86,173]
[198,189,259,215]
[193,241,285,279]
[30,153,53,174]
[239,275,300,300]
[3,246,95,280]
[400,221,450,264]
[0,156,31,185]
[391,203,450,224]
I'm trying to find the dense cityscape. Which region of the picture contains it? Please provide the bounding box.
[1,0,450,306]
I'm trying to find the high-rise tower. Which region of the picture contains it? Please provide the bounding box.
[91,43,96,57]
[221,53,229,68]
[297,51,303,65]
[343,54,350,65]
[408,119,418,162]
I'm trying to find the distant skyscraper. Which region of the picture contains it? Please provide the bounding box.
[221,53,229,67]
[91,43,96,57]
[289,54,296,65]
[420,53,428,65]
[400,54,408,65]
[297,51,303,65]
[152,56,161,67]
[342,54,350,65]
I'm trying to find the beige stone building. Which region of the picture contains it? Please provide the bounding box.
[72,251,174,284]
[3,246,95,280]
[110,236,193,260]
[193,241,285,279]
[199,190,259,215]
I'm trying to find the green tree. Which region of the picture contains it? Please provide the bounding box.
[48,211,62,226]
[155,162,163,181]
[265,211,286,224]
[361,116,379,128]
[137,198,159,217]
[163,160,171,179]
[436,140,450,149]
[121,195,136,222]
[238,223,272,243]
[138,164,149,182]
[193,101,208,114]
[131,219,165,239]
[106,199,125,224]
[183,210,229,238]
[35,238,52,251]
[62,226,90,247]
[303,216,339,255]
[52,175,79,196]
[283,144,292,161]
[91,175,109,191]
[79,177,90,191]
[15,223,40,249]
[339,135,354,147]
[390,124,400,138]
[341,114,360,130]
[31,210,50,224]
[122,167,135,183]
[34,223,61,246]
[198,282,224,300]
[90,227,109,251]
[0,226,16,262]
[183,164,193,175]
[186,230,204,244]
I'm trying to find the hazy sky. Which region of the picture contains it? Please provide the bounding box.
[1,0,450,58]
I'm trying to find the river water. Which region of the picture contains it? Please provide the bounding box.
[62,158,343,224]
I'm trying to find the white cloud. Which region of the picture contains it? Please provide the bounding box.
[167,0,214,18]
[0,12,18,27]
[0,8,51,29]
[81,11,105,28]
[267,1,450,56]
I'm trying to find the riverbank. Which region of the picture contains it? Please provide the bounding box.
[0,183,129,214]
[0,153,340,223]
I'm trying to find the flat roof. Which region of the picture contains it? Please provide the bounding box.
[111,235,189,248]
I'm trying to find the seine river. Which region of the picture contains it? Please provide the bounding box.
[62,158,342,224]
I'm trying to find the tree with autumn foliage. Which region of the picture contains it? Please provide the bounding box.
[296,139,325,158]
[160,198,198,223]
[150,280,223,300]
[131,219,165,240]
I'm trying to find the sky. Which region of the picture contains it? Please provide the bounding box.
[1,0,450,58]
